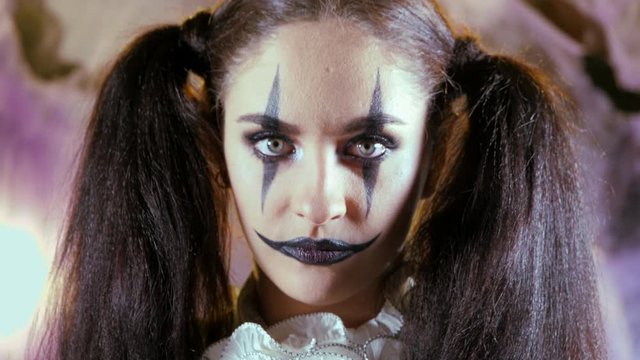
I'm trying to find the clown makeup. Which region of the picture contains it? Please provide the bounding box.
[364,69,383,217]
[223,19,431,325]
[255,231,380,266]
[260,66,281,212]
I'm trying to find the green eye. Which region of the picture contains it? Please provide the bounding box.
[353,140,387,159]
[255,137,293,157]
[267,139,284,153]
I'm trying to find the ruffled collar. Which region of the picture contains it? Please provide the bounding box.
[202,276,404,359]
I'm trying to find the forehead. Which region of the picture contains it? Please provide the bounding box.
[224,19,426,128]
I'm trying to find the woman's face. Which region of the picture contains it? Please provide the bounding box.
[223,19,430,307]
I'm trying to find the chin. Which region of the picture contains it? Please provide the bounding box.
[276,266,365,307]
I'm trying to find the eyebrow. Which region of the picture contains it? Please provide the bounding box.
[237,113,404,134]
[342,113,405,133]
[238,114,301,135]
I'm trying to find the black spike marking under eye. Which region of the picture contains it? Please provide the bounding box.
[364,69,383,217]
[261,66,281,212]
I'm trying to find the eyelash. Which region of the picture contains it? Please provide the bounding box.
[244,131,297,163]
[243,131,399,164]
[342,133,399,164]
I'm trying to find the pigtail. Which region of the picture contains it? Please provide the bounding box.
[404,38,605,359]
[44,12,233,360]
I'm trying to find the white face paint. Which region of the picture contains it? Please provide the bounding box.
[223,19,431,325]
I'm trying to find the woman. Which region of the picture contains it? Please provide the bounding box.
[37,0,606,358]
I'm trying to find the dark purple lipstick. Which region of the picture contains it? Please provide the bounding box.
[255,231,380,265]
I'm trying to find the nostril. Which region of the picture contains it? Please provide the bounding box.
[330,207,346,221]
[330,201,347,221]
[295,204,312,220]
[290,179,347,225]
[295,205,342,226]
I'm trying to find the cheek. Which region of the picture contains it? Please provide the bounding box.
[224,143,263,217]
[370,149,424,222]
[363,170,421,273]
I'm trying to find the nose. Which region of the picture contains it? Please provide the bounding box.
[290,151,347,226]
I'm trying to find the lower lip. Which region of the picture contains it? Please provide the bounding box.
[280,247,355,265]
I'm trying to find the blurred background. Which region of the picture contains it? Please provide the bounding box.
[0,0,638,358]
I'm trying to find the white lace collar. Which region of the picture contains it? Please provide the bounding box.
[201,277,404,359]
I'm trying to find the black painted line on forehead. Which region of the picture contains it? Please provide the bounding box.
[369,70,383,120]
[265,66,281,119]
[363,69,383,217]
[261,66,281,213]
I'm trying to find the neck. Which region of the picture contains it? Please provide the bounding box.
[254,271,385,328]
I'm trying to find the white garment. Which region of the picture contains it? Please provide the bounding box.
[201,300,403,359]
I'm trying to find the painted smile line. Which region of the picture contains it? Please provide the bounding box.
[255,231,380,266]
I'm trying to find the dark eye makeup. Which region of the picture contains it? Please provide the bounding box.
[342,133,399,163]
[243,129,399,164]
[244,131,297,163]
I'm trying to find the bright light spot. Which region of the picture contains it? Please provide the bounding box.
[0,224,48,337]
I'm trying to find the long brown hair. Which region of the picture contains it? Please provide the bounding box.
[36,1,605,359]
